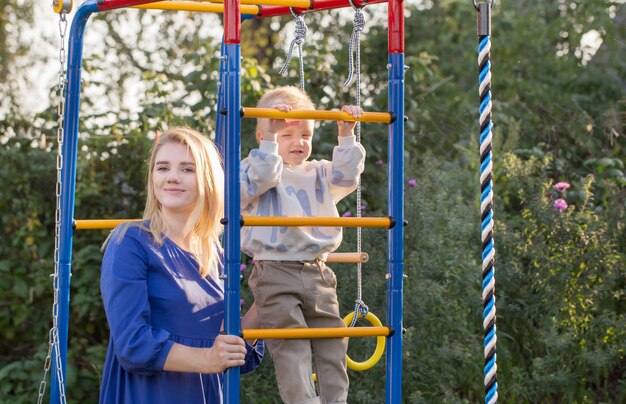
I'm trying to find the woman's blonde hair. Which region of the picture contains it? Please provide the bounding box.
[142,126,224,278]
[256,86,315,136]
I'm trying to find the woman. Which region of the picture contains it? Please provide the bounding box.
[100,127,263,403]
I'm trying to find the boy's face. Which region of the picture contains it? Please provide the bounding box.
[276,120,314,167]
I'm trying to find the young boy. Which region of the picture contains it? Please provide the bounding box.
[241,86,365,404]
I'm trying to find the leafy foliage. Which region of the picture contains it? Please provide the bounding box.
[495,154,625,402]
[1,0,625,402]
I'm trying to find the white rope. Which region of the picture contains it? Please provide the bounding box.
[345,2,368,327]
[343,7,365,87]
[279,8,307,91]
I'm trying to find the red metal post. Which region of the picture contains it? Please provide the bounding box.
[224,0,241,43]
[388,0,404,53]
[258,0,387,18]
[96,0,388,18]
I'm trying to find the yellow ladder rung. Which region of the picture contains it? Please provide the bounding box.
[242,107,393,123]
[75,218,392,230]
[242,326,391,339]
[75,221,369,263]
[206,0,311,7]
[132,1,260,14]
[242,216,393,228]
[326,252,369,263]
[74,219,140,230]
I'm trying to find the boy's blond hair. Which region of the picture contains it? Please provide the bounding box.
[256,86,315,136]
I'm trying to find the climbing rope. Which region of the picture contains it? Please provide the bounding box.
[279,8,307,91]
[343,2,365,87]
[38,8,68,404]
[345,0,368,327]
[475,2,497,404]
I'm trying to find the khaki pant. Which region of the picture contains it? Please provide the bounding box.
[248,260,349,404]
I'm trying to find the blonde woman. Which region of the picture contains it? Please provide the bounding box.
[100,127,263,404]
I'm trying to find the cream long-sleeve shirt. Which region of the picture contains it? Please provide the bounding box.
[240,136,366,261]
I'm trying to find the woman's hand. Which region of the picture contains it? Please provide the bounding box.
[203,334,247,373]
[164,335,247,374]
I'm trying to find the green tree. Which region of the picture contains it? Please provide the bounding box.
[1,0,625,402]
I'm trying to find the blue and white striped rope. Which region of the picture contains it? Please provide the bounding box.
[478,33,498,404]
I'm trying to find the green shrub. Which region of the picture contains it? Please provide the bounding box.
[496,153,625,402]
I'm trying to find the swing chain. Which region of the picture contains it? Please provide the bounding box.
[279,8,307,91]
[38,11,68,404]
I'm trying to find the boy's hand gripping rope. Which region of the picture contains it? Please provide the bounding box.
[476,2,497,404]
[345,0,368,327]
[279,8,308,91]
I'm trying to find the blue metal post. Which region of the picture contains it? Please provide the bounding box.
[215,38,226,156]
[386,52,405,403]
[50,1,97,402]
[222,43,242,404]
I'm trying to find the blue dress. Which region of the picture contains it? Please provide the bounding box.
[100,224,263,403]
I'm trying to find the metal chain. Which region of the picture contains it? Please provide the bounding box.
[278,8,307,91]
[345,3,368,327]
[38,11,68,404]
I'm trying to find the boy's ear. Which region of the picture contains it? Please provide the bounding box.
[256,131,262,143]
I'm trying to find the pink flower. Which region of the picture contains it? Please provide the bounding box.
[408,179,416,188]
[240,263,247,272]
[553,198,568,212]
[342,211,352,217]
[240,299,245,307]
[554,182,570,192]
[376,160,384,166]
[359,204,367,212]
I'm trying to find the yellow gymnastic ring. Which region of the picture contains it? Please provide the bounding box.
[343,311,386,371]
[312,311,385,381]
